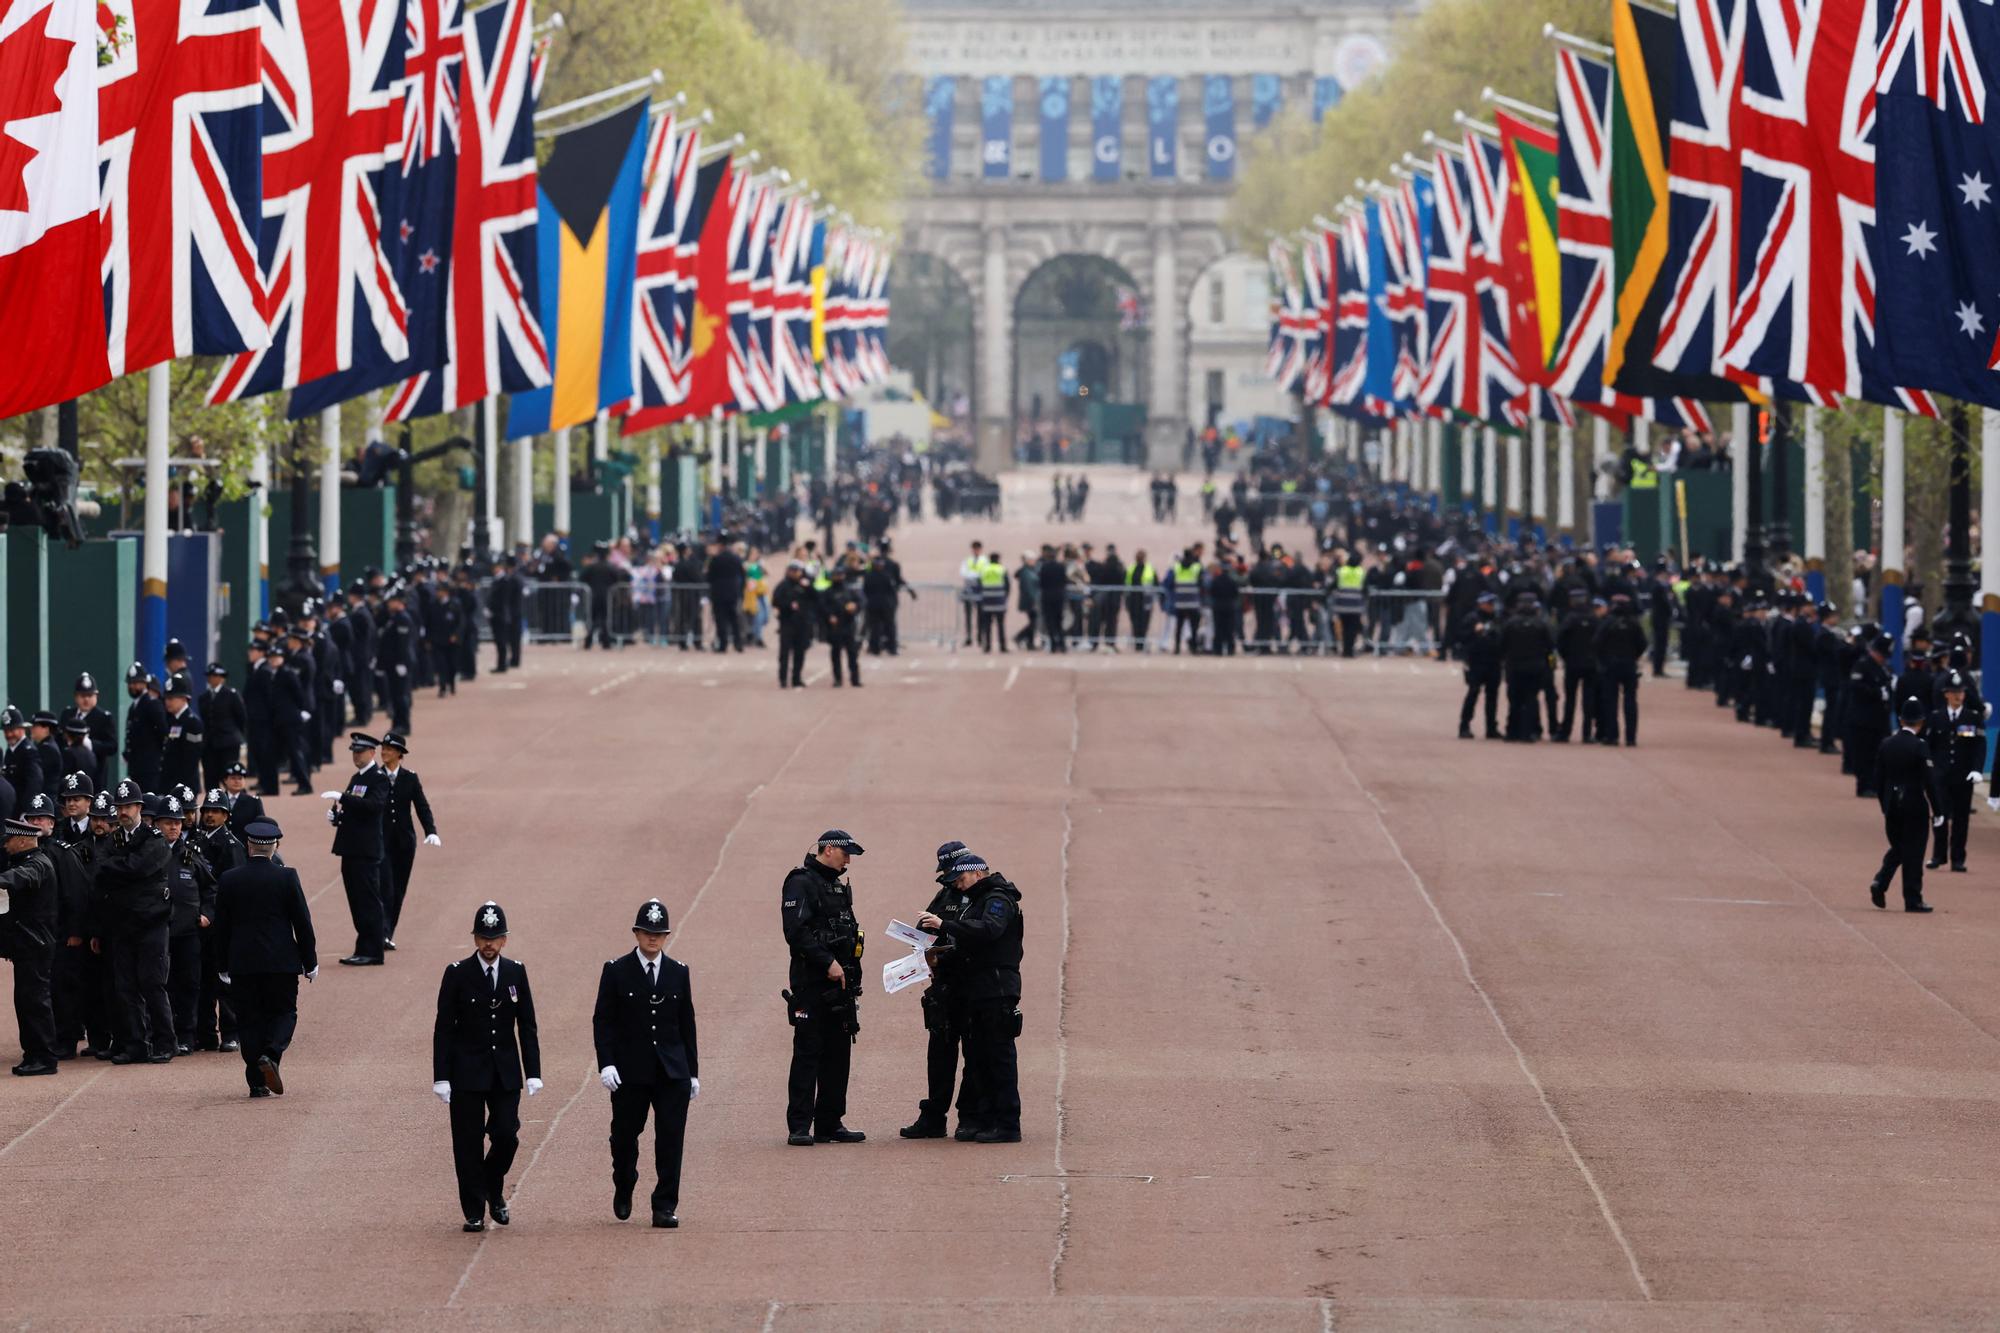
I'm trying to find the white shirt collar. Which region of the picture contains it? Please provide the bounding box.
[633,947,663,974]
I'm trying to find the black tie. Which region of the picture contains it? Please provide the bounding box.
[647,960,658,989]
[488,965,497,993]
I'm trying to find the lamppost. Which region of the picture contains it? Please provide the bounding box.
[1743,415,1766,579]
[279,418,320,613]
[1766,400,1792,565]
[1937,401,1978,642]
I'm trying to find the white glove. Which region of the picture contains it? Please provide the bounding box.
[300,710,311,722]
[319,791,342,800]
[1971,771,1984,786]
[332,679,345,694]
[689,1077,700,1100]
[433,1080,451,1105]
[424,834,441,847]
[1934,815,1946,827]
[525,1077,543,1097]
[305,966,318,982]
[1988,796,2000,813]
[326,809,338,826]
[218,971,231,986]
[395,665,408,678]
[599,1065,621,1092]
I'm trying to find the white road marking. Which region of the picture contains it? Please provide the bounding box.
[1671,896,1786,907]
[587,669,639,697]
[1004,665,1020,692]
[1049,674,1079,1296]
[0,1069,107,1161]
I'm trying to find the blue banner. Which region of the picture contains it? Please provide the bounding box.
[1038,76,1071,182]
[1146,76,1179,179]
[1312,76,1344,123]
[1091,76,1123,182]
[1251,74,1282,129]
[981,76,1013,179]
[1203,75,1236,181]
[924,76,955,180]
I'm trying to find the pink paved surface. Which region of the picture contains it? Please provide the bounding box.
[4,470,2000,1329]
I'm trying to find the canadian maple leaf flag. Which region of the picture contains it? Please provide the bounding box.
[0,0,110,418]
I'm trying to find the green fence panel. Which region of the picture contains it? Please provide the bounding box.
[6,528,49,711]
[46,537,136,782]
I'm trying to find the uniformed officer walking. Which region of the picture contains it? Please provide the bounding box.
[212,819,317,1097]
[1928,670,1984,873]
[916,849,1023,1142]
[781,830,866,1145]
[433,901,542,1232]
[1871,698,1945,913]
[95,780,175,1063]
[326,733,390,966]
[0,814,61,1074]
[593,898,699,1227]
[379,732,440,949]
[902,841,979,1139]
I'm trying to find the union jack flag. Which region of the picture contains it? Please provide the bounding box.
[819,225,861,401]
[1461,129,1525,424]
[1419,146,1518,420]
[1328,212,1371,409]
[1721,0,1935,412]
[627,115,699,420]
[857,244,892,384]
[725,170,780,412]
[386,0,544,421]
[96,0,266,381]
[1297,227,1332,405]
[767,194,819,403]
[210,0,412,404]
[1380,176,1431,412]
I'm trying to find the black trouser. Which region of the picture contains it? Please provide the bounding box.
[609,1077,689,1215]
[1041,600,1067,651]
[1934,774,1973,867]
[1252,601,1279,650]
[713,603,742,652]
[1650,620,1670,675]
[1876,807,1931,907]
[1560,666,1598,741]
[202,746,238,793]
[251,728,280,794]
[352,666,374,722]
[110,922,173,1056]
[917,992,977,1128]
[1096,594,1121,647]
[1505,667,1547,740]
[785,1004,852,1135]
[827,632,859,684]
[866,600,896,654]
[54,939,107,1051]
[342,856,387,959]
[1461,667,1500,734]
[1212,604,1240,655]
[1851,727,1886,795]
[195,924,235,1047]
[1287,602,1311,651]
[168,930,201,1045]
[277,724,310,792]
[11,940,57,1065]
[1173,609,1201,654]
[457,632,478,681]
[383,673,412,734]
[126,753,162,793]
[387,840,417,939]
[1339,612,1364,657]
[232,972,298,1088]
[979,609,1007,652]
[450,1087,521,1220]
[963,598,977,644]
[1128,603,1152,650]
[1598,661,1639,744]
[962,999,1020,1135]
[492,621,515,671]
[779,631,811,686]
[433,645,458,691]
[1792,676,1818,746]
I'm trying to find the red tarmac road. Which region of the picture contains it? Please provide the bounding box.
[5,470,2000,1329]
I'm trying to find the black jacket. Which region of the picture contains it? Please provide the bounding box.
[58,703,116,760]
[1928,704,1988,778]
[433,954,541,1090]
[385,766,437,848]
[933,872,1023,1003]
[268,663,308,732]
[376,611,417,672]
[244,660,274,730]
[591,950,697,1083]
[44,837,93,940]
[1458,610,1502,671]
[164,836,217,937]
[782,856,861,995]
[1874,728,1945,819]
[93,823,172,933]
[1555,612,1600,670]
[199,686,248,750]
[0,846,58,955]
[200,824,247,878]
[35,738,62,802]
[1849,656,1894,735]
[771,577,819,635]
[1499,612,1556,672]
[4,737,44,805]
[1594,612,1650,665]
[161,705,206,792]
[329,763,389,861]
[123,694,168,767]
[212,858,317,975]
[224,789,266,836]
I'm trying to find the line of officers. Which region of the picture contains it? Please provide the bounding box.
[1455,586,1653,744]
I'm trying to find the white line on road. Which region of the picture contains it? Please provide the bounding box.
[1004,665,1020,692]
[1671,896,1787,906]
[0,1069,106,1161]
[588,669,639,696]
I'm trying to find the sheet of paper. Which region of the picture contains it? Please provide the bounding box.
[882,951,931,994]
[884,919,936,951]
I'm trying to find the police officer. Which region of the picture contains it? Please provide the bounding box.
[121,664,168,792]
[487,556,524,673]
[378,732,439,949]
[377,586,417,734]
[28,712,62,803]
[213,818,317,1098]
[1848,633,1896,798]
[153,794,216,1056]
[3,706,44,805]
[902,841,980,1140]
[823,570,864,687]
[0,813,60,1074]
[1499,595,1555,742]
[1871,698,1945,913]
[977,552,1010,654]
[1595,593,1649,747]
[326,732,390,966]
[1927,670,1984,873]
[44,777,102,1059]
[160,676,206,794]
[781,830,866,1146]
[772,561,818,689]
[1457,592,1503,739]
[59,672,117,773]
[917,849,1023,1143]
[95,779,175,1063]
[244,639,278,794]
[1553,592,1600,743]
[196,790,243,1051]
[199,663,248,791]
[265,642,312,795]
[593,898,699,1227]
[433,901,542,1232]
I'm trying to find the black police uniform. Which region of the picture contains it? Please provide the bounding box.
[433,905,540,1227]
[1457,604,1502,738]
[211,839,316,1092]
[1499,604,1556,741]
[487,567,524,671]
[592,900,698,1224]
[269,655,312,793]
[94,809,176,1060]
[383,759,436,942]
[122,685,168,791]
[771,574,818,688]
[58,692,117,773]
[906,879,981,1136]
[244,656,279,792]
[1848,651,1895,796]
[196,816,245,1048]
[330,746,390,962]
[199,677,248,791]
[931,870,1024,1140]
[781,849,863,1139]
[162,827,217,1051]
[0,825,61,1071]
[45,812,100,1056]
[1872,724,1944,911]
[4,732,45,809]
[161,701,206,794]
[377,605,417,734]
[1554,606,1600,742]
[1927,695,1986,871]
[1594,606,1650,746]
[823,578,863,686]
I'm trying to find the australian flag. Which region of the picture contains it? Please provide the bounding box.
[1872,0,2000,407]
[290,0,462,417]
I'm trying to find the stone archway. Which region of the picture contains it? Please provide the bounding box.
[1013,253,1148,460]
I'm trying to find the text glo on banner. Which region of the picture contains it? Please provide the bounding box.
[1147,76,1179,179]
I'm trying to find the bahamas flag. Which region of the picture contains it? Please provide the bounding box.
[508,98,648,437]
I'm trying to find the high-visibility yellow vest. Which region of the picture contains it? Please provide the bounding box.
[1629,458,1658,489]
[1336,565,1366,590]
[1129,563,1155,587]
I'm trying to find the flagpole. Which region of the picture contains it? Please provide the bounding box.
[1542,24,1614,57]
[1480,88,1557,122]
[478,397,499,558]
[319,406,342,595]
[553,428,571,537]
[513,428,533,558]
[140,365,171,680]
[250,412,271,618]
[1530,417,1548,537]
[1557,422,1576,537]
[533,69,663,125]
[1452,111,1499,141]
[697,134,744,164]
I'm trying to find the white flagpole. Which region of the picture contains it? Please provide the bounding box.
[319,406,342,592]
